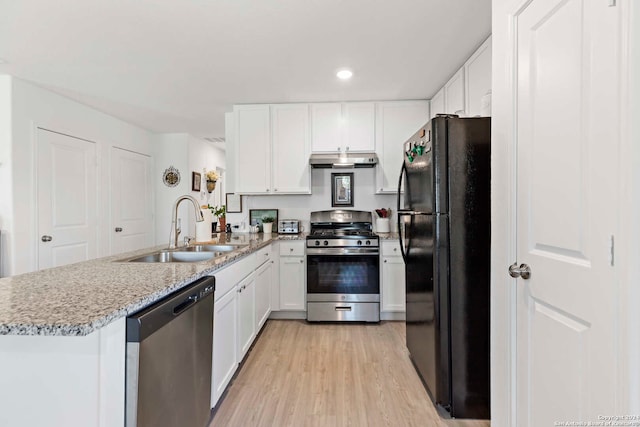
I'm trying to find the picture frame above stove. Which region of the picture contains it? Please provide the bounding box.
[331,172,354,207]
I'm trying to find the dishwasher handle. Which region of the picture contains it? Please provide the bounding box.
[127,276,215,343]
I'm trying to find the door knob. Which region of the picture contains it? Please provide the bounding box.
[41,235,52,242]
[115,227,123,232]
[509,263,531,280]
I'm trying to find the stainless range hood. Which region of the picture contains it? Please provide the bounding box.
[309,152,378,168]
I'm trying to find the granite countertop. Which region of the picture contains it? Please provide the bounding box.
[376,232,400,240]
[0,233,306,337]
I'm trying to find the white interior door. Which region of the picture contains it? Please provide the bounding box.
[514,0,620,425]
[37,129,97,269]
[111,147,153,254]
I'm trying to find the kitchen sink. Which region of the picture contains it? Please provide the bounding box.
[125,250,218,263]
[182,244,239,252]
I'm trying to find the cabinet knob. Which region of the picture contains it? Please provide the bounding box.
[41,235,53,242]
[290,248,294,252]
[266,188,270,192]
[384,259,387,263]
[299,259,303,263]
[274,188,278,192]
[380,188,383,192]
[115,227,123,232]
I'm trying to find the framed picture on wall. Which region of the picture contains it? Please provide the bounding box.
[331,172,354,207]
[192,172,201,192]
[226,193,242,213]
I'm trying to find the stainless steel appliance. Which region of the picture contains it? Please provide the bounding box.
[126,276,215,427]
[278,219,301,234]
[309,152,378,168]
[397,115,490,419]
[306,210,380,322]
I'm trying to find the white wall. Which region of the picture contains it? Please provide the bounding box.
[153,134,225,246]
[0,76,12,277]
[7,77,153,275]
[227,167,397,232]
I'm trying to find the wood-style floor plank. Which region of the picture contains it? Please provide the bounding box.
[209,320,490,427]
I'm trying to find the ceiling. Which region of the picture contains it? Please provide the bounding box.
[0,0,491,141]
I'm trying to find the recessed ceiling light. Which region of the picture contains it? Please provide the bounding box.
[337,69,353,80]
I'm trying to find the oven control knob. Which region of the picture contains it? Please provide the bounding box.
[315,241,320,246]
[357,240,362,246]
[366,240,371,246]
[323,240,329,246]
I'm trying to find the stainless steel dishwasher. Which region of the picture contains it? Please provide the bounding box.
[126,276,215,427]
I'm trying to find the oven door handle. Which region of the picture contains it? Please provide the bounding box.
[306,248,379,256]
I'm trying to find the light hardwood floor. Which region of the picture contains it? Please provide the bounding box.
[209,320,490,427]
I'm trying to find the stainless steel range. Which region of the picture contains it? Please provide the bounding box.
[306,210,380,322]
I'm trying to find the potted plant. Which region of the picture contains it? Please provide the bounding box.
[205,170,220,193]
[261,215,275,234]
[207,204,226,232]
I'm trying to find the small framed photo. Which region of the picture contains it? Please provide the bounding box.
[192,172,201,192]
[226,193,242,213]
[331,172,354,207]
[249,209,278,232]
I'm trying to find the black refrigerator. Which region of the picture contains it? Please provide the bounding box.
[396,115,490,419]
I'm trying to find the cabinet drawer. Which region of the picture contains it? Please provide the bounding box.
[213,253,257,300]
[381,240,402,256]
[256,246,271,265]
[279,241,305,256]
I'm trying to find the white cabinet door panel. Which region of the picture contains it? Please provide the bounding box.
[343,102,375,152]
[310,103,342,153]
[430,88,445,118]
[271,104,311,194]
[236,273,256,361]
[444,69,465,115]
[279,257,305,310]
[235,105,271,193]
[212,286,237,406]
[255,260,272,331]
[465,36,492,117]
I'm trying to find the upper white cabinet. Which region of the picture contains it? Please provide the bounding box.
[375,101,430,193]
[444,68,466,115]
[311,102,376,153]
[233,104,311,195]
[430,88,445,118]
[234,105,271,193]
[429,35,492,119]
[271,104,311,194]
[464,36,492,117]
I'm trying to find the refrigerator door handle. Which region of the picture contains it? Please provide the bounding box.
[397,163,408,262]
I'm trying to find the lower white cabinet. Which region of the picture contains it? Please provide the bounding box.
[212,285,238,405]
[381,240,406,313]
[255,259,272,330]
[236,272,256,361]
[279,241,306,311]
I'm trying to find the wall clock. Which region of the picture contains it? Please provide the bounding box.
[162,166,181,187]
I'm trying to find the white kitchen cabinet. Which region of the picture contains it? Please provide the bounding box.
[311,102,375,153]
[254,247,272,331]
[271,104,311,194]
[233,104,311,195]
[444,68,466,115]
[212,285,237,405]
[381,241,406,314]
[375,101,430,193]
[430,88,445,118]
[234,105,271,193]
[464,36,492,117]
[279,241,306,311]
[270,242,281,311]
[236,272,256,362]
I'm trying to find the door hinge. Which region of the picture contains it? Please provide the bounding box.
[609,235,615,266]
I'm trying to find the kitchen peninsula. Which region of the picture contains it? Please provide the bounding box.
[0,233,301,427]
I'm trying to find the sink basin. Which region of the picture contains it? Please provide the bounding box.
[126,251,217,263]
[183,244,239,252]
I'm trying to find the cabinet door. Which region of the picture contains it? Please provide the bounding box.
[279,257,306,310]
[444,68,466,115]
[271,104,311,194]
[310,103,342,152]
[375,101,430,193]
[381,256,406,312]
[236,273,256,361]
[465,36,492,117]
[255,260,272,332]
[234,105,271,194]
[343,102,375,152]
[430,88,445,118]
[270,245,281,311]
[212,287,237,406]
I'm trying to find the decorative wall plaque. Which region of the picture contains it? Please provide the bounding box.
[162,166,181,187]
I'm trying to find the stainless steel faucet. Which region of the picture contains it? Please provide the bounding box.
[169,195,204,249]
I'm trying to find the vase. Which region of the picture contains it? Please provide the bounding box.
[219,217,226,232]
[206,180,216,193]
[262,222,273,235]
